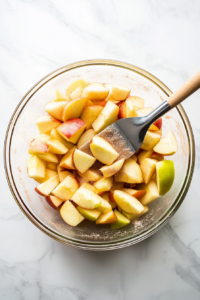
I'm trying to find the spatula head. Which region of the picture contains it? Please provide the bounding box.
[80,101,171,161]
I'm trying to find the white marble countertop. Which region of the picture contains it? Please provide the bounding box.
[1,1,200,299]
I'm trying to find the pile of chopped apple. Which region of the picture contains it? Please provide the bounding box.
[27,78,178,229]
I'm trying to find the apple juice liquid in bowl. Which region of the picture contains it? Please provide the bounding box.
[5,60,194,250]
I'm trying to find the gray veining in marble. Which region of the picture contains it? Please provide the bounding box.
[1,0,200,299]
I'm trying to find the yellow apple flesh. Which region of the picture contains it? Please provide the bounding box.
[82,83,109,100]
[77,129,95,149]
[35,175,60,196]
[140,158,158,184]
[115,158,143,184]
[90,136,119,165]
[45,101,67,121]
[141,131,161,151]
[71,186,102,209]
[153,131,178,155]
[81,105,103,130]
[113,190,144,214]
[96,210,117,224]
[100,159,124,178]
[73,149,96,173]
[60,201,84,226]
[27,155,46,180]
[52,175,79,200]
[92,101,119,134]
[62,98,87,122]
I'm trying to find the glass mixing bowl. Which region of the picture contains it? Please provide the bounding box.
[4,59,195,250]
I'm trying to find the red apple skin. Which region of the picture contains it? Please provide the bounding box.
[153,118,162,130]
[29,139,49,153]
[58,118,86,139]
[45,196,58,209]
[92,100,107,107]
[35,187,45,196]
[118,101,126,119]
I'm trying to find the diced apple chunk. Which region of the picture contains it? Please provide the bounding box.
[80,182,98,193]
[52,175,79,200]
[36,169,57,184]
[45,195,64,209]
[60,201,84,226]
[57,166,72,182]
[36,116,61,134]
[57,119,86,144]
[121,188,146,199]
[37,153,58,163]
[111,210,130,229]
[109,182,124,202]
[81,106,103,130]
[45,139,68,154]
[27,155,46,180]
[96,210,117,224]
[69,87,83,100]
[97,198,112,213]
[119,96,144,118]
[54,89,68,101]
[59,146,76,170]
[45,101,67,121]
[141,131,161,151]
[71,186,102,209]
[125,96,144,117]
[77,129,95,149]
[105,84,130,101]
[93,177,113,193]
[113,190,144,214]
[138,150,154,164]
[77,207,101,221]
[62,98,87,122]
[28,138,49,155]
[50,128,74,149]
[73,149,96,173]
[92,101,119,133]
[90,136,119,165]
[82,83,109,100]
[100,159,124,178]
[35,175,60,196]
[122,206,149,221]
[153,131,178,155]
[65,78,88,98]
[139,180,160,205]
[115,158,143,184]
[78,169,102,182]
[140,158,157,184]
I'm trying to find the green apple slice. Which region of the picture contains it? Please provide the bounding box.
[77,207,101,221]
[111,210,130,229]
[156,160,175,195]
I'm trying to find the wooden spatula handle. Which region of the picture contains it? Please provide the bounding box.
[167,71,200,108]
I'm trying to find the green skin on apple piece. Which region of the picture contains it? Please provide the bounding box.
[156,160,175,196]
[77,206,101,221]
[111,210,130,229]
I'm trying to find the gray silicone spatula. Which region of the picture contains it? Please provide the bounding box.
[80,71,200,160]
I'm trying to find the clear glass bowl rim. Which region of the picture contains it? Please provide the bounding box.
[4,59,195,251]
